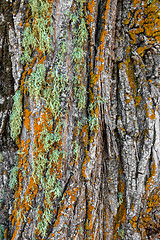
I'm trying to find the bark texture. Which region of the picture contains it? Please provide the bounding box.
[0,0,160,239]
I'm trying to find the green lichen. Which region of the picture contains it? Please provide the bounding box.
[10,89,23,140]
[88,100,100,131]
[0,153,3,163]
[9,155,19,190]
[43,68,67,119]
[89,115,99,131]
[118,192,123,206]
[0,225,4,240]
[118,229,124,239]
[21,0,53,64]
[10,0,89,238]
[28,64,46,101]
[20,0,67,236]
[69,0,88,111]
[147,0,153,5]
[9,165,19,190]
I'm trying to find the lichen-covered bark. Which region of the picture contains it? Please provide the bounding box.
[114,1,160,239]
[1,0,160,239]
[0,0,23,238]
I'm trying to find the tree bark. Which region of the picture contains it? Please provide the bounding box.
[0,0,160,239]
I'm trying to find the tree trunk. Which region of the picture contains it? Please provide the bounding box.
[0,0,160,239]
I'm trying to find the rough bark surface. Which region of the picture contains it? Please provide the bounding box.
[0,0,160,240]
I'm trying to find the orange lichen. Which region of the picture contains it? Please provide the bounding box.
[133,0,141,8]
[123,18,130,25]
[129,27,144,44]
[24,108,31,131]
[88,0,95,14]
[27,68,33,75]
[145,107,155,120]
[11,0,58,237]
[4,229,7,239]
[144,1,160,43]
[98,64,104,72]
[138,186,160,238]
[125,58,137,98]
[87,14,94,23]
[135,96,141,107]
[37,55,46,64]
[137,46,146,56]
[149,109,155,119]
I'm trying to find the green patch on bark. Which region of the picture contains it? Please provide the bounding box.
[0,225,4,240]
[118,229,124,238]
[147,0,153,5]
[9,165,19,190]
[21,0,53,64]
[69,0,88,111]
[28,64,46,101]
[10,89,23,140]
[0,153,3,163]
[10,0,88,238]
